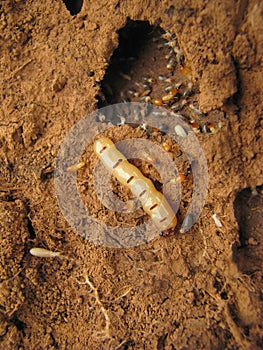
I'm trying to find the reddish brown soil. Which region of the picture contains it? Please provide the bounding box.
[0,1,262,349]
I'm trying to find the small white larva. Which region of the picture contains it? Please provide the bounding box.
[174,124,187,138]
[29,247,62,258]
[94,137,177,232]
[212,214,223,228]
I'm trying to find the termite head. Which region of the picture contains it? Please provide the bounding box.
[202,122,220,134]
[159,227,175,237]
[94,137,114,155]
[123,199,136,212]
[169,173,187,185]
[145,96,151,103]
[162,142,172,152]
[152,98,163,106]
[162,31,172,41]
[117,116,126,126]
[180,65,192,81]
[176,173,187,183]
[140,122,148,132]
[189,121,200,133]
[67,161,85,172]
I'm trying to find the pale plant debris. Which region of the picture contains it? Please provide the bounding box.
[77,273,111,339]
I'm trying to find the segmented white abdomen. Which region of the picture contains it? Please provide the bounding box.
[94,137,177,232]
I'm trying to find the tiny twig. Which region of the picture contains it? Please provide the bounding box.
[8,59,33,79]
[115,339,128,350]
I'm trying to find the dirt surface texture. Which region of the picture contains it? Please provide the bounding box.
[0,0,263,349]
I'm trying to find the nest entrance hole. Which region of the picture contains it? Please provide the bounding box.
[97,20,165,107]
[62,0,83,15]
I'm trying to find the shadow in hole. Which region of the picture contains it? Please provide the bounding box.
[97,19,162,107]
[62,0,83,15]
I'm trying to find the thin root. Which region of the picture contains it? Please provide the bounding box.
[77,273,111,339]
[8,59,33,79]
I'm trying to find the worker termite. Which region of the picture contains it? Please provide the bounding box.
[164,84,175,93]
[67,162,85,172]
[158,75,167,81]
[166,57,176,71]
[144,96,151,103]
[94,137,177,232]
[123,199,136,212]
[183,83,194,97]
[189,121,200,133]
[162,94,174,103]
[170,168,190,184]
[117,116,126,126]
[171,99,187,112]
[189,104,204,116]
[162,88,179,103]
[180,65,192,81]
[175,173,187,184]
[140,122,148,132]
[142,76,154,84]
[162,142,172,152]
[119,72,132,81]
[140,89,152,98]
[137,150,157,164]
[162,31,172,41]
[30,247,64,258]
[152,98,163,106]
[202,122,220,134]
[165,49,175,60]
[169,174,186,186]
[151,127,162,136]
